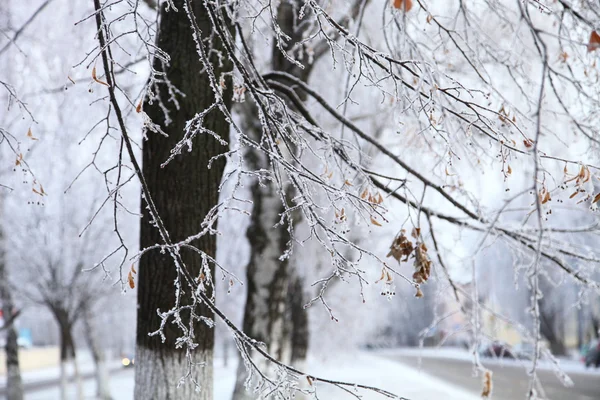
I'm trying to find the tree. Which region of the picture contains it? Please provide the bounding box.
[6,192,112,400]
[4,1,600,399]
[127,0,233,398]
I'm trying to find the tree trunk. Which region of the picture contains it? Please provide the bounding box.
[134,1,232,399]
[288,272,308,369]
[0,195,23,400]
[539,307,567,356]
[232,3,313,399]
[232,176,292,400]
[55,310,81,400]
[83,305,111,400]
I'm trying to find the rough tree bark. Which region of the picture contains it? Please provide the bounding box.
[53,307,83,400]
[0,224,23,400]
[83,305,111,400]
[134,1,232,399]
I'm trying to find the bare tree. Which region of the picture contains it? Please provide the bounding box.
[6,191,112,400]
[4,1,600,399]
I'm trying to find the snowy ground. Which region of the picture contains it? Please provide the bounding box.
[22,352,480,400]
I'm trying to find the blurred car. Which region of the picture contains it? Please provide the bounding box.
[479,341,515,359]
[121,353,135,368]
[582,339,600,368]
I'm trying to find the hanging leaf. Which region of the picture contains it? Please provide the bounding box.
[587,31,600,52]
[481,370,493,398]
[128,271,135,289]
[136,99,143,113]
[27,128,38,140]
[393,0,413,11]
[91,65,109,87]
[370,216,382,226]
[593,193,600,204]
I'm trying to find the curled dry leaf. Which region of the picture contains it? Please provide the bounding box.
[413,242,431,284]
[15,153,23,166]
[91,65,109,87]
[27,128,38,140]
[136,100,143,113]
[523,138,534,148]
[481,370,493,398]
[538,187,551,204]
[128,271,135,289]
[393,0,412,11]
[370,215,382,226]
[587,31,600,53]
[128,264,137,289]
[415,287,423,298]
[593,193,600,204]
[387,231,413,261]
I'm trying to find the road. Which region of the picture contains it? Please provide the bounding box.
[387,353,600,400]
[0,364,128,398]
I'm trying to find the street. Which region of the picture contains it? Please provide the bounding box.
[388,353,600,400]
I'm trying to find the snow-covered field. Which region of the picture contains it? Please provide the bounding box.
[23,352,480,400]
